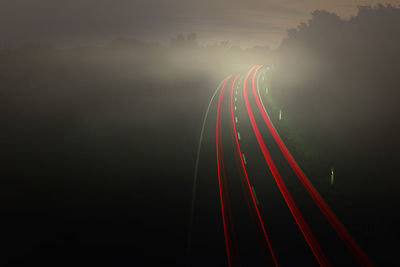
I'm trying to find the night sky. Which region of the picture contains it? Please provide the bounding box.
[1,0,399,48]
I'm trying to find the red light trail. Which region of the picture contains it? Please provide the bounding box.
[243,66,331,267]
[251,65,374,267]
[229,73,278,266]
[216,74,238,267]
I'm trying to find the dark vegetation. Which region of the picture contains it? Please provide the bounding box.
[0,3,399,266]
[271,5,400,264]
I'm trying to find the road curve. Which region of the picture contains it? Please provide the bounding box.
[190,65,373,267]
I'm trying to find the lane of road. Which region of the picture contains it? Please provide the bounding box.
[242,66,330,266]
[216,74,238,267]
[229,74,278,266]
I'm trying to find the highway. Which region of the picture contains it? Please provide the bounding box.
[189,66,373,266]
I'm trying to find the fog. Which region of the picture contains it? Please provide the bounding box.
[1,3,399,265]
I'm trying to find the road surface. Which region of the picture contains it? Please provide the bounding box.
[189,66,373,266]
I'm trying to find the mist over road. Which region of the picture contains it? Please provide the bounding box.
[1,4,399,266]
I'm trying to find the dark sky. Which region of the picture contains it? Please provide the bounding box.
[1,0,399,48]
